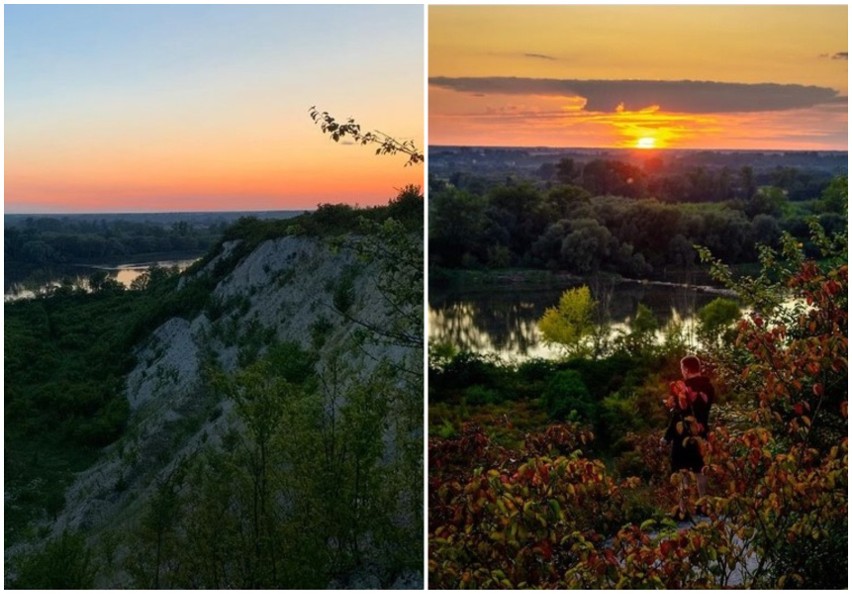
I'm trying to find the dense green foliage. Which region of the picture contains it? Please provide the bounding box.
[189,185,423,282]
[8,531,96,589]
[4,217,225,270]
[117,346,421,588]
[4,266,206,542]
[430,162,846,277]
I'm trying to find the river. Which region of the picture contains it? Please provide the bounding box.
[429,276,734,361]
[4,256,201,301]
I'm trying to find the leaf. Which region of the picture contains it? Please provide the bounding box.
[547,499,561,518]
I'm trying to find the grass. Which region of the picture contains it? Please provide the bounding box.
[430,399,550,451]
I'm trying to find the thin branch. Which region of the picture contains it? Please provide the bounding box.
[309,106,424,167]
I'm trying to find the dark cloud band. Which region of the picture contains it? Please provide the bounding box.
[523,53,557,61]
[429,76,844,114]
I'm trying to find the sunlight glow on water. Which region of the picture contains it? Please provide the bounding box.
[429,281,722,362]
[4,258,198,301]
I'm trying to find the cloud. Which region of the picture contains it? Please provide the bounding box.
[523,53,557,61]
[429,76,843,114]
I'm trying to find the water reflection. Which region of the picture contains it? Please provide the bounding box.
[429,280,729,362]
[4,258,198,301]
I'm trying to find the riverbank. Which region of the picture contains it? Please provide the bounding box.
[4,251,206,300]
[430,266,737,298]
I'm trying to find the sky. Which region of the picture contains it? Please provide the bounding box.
[4,5,424,214]
[429,5,848,151]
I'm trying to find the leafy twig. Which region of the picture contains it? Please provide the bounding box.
[308,106,424,167]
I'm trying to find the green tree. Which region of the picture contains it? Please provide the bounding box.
[815,175,847,214]
[696,297,740,349]
[429,187,488,267]
[559,218,613,273]
[555,157,577,185]
[217,361,294,586]
[10,531,97,589]
[538,286,595,357]
[739,165,757,201]
[618,303,659,356]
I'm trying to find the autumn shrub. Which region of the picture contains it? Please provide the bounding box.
[430,222,847,589]
[693,222,848,586]
[429,423,643,589]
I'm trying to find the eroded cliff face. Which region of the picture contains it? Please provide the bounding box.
[47,232,422,587]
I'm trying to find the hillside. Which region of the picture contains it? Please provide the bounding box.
[5,190,424,589]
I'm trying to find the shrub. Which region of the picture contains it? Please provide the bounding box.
[10,531,96,589]
[264,341,318,386]
[515,358,558,386]
[541,370,594,422]
[431,351,504,393]
[463,385,503,406]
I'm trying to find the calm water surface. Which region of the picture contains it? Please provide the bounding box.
[430,279,732,361]
[4,258,199,301]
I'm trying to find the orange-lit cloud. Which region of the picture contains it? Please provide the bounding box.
[429,5,847,150]
[429,80,847,150]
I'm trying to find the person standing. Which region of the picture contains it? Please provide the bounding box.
[660,355,715,520]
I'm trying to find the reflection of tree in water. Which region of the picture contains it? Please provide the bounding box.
[430,280,723,360]
[429,298,541,356]
[5,260,197,300]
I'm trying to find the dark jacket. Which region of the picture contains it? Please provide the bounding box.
[665,375,715,472]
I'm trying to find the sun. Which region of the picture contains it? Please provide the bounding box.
[636,136,656,149]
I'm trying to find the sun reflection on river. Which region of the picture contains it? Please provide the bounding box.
[4,258,199,301]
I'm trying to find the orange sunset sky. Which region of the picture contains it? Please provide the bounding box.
[429,5,847,151]
[5,5,423,214]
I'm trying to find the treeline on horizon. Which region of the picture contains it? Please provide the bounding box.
[4,196,421,271]
[4,217,229,268]
[429,155,847,277]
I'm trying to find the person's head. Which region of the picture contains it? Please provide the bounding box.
[680,355,701,378]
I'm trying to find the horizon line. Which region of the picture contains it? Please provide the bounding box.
[4,208,312,217]
[429,144,849,153]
